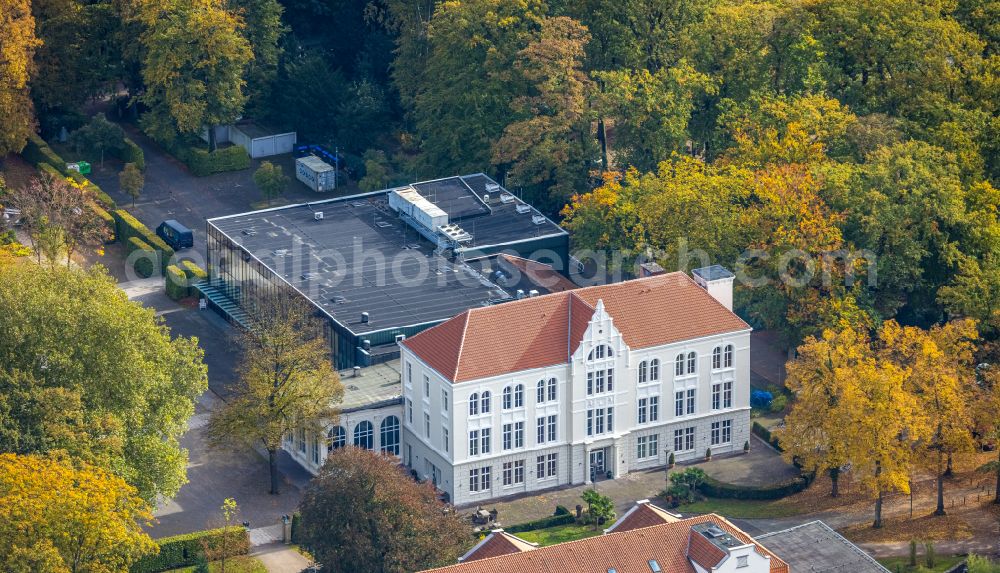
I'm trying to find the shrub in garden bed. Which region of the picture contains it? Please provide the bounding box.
[504,510,576,534]
[697,472,814,500]
[180,260,208,282]
[92,204,116,243]
[21,135,65,171]
[130,526,249,573]
[180,145,250,176]
[114,137,145,171]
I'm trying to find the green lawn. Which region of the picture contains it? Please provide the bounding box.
[514,523,602,546]
[876,555,965,573]
[165,555,267,573]
[677,498,807,519]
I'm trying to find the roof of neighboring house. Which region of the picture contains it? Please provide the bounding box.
[418,514,788,573]
[400,272,750,382]
[687,525,730,570]
[460,530,539,563]
[605,500,682,533]
[336,359,402,412]
[758,521,892,573]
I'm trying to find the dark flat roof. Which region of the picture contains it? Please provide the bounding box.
[758,521,890,573]
[207,174,567,337]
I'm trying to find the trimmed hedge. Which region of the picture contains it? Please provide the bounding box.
[180,260,208,282]
[180,145,250,176]
[116,137,145,171]
[752,421,782,451]
[92,204,116,243]
[21,134,65,172]
[37,161,63,179]
[165,264,188,299]
[68,170,115,210]
[130,527,250,573]
[113,209,174,271]
[504,511,576,534]
[697,472,814,500]
[127,237,156,278]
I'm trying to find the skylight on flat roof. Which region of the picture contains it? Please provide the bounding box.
[649,559,662,572]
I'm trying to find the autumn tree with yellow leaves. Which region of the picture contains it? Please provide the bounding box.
[0,453,156,573]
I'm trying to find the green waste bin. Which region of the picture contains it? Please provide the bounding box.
[67,161,91,175]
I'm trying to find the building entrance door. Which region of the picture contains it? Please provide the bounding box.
[589,449,605,479]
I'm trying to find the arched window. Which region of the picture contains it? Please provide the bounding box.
[724,344,734,368]
[380,416,400,456]
[675,353,685,376]
[650,359,660,381]
[481,391,492,413]
[687,352,697,374]
[712,347,722,370]
[537,380,546,403]
[547,378,557,401]
[502,386,512,409]
[353,421,374,450]
[587,344,613,361]
[469,393,479,416]
[638,361,648,383]
[327,426,346,455]
[514,384,524,408]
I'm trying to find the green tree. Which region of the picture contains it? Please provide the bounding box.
[0,0,41,155]
[0,264,208,502]
[230,0,285,118]
[0,453,157,573]
[358,149,393,193]
[299,447,468,573]
[139,0,253,151]
[581,488,615,528]
[252,161,288,206]
[492,16,595,209]
[594,63,714,172]
[120,162,145,208]
[411,0,546,177]
[206,294,343,494]
[272,54,348,143]
[70,114,125,168]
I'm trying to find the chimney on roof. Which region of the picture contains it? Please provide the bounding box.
[692,265,735,311]
[639,262,665,277]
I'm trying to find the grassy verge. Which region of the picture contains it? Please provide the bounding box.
[677,497,808,519]
[165,556,266,573]
[876,555,965,573]
[514,523,602,546]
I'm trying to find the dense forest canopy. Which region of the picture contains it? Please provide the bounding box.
[1,0,997,349]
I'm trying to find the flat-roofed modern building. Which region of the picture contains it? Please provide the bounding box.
[202,174,569,369]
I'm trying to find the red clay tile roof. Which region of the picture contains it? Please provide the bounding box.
[687,527,728,570]
[401,273,749,383]
[418,514,789,573]
[462,531,538,562]
[606,501,681,533]
[498,254,578,293]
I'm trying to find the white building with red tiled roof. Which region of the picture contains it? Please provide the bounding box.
[398,267,752,505]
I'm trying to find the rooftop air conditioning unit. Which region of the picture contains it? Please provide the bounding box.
[531,214,546,225]
[314,211,324,220]
[485,183,501,193]
[516,204,532,214]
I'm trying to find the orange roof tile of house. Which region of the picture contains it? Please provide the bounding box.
[418,514,789,573]
[605,500,681,533]
[460,530,539,563]
[400,272,750,383]
[687,526,729,570]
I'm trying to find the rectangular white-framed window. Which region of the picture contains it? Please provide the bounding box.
[513,460,524,484]
[685,427,695,450]
[608,407,614,432]
[537,417,546,444]
[424,413,430,437]
[637,435,648,459]
[686,388,696,414]
[443,427,449,452]
[587,371,594,395]
[423,375,430,399]
[587,409,593,436]
[514,421,524,448]
[406,362,412,386]
[724,381,733,408]
[637,434,658,460]
[675,391,684,417]
[649,396,659,421]
[503,423,512,450]
[595,408,605,434]
[547,453,557,477]
[406,398,413,424]
[674,427,695,452]
[298,428,306,452]
[441,389,449,412]
[481,427,491,454]
[547,415,557,442]
[595,370,605,394]
[469,466,492,492]
[712,383,721,410]
[711,421,721,445]
[722,419,731,444]
[638,397,648,424]
[607,369,614,392]
[536,455,546,478]
[470,430,480,456]
[502,461,513,486]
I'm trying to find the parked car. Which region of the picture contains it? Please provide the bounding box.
[156,219,194,250]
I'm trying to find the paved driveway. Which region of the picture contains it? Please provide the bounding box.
[86,124,360,268]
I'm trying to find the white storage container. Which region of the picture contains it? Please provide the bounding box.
[296,156,336,192]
